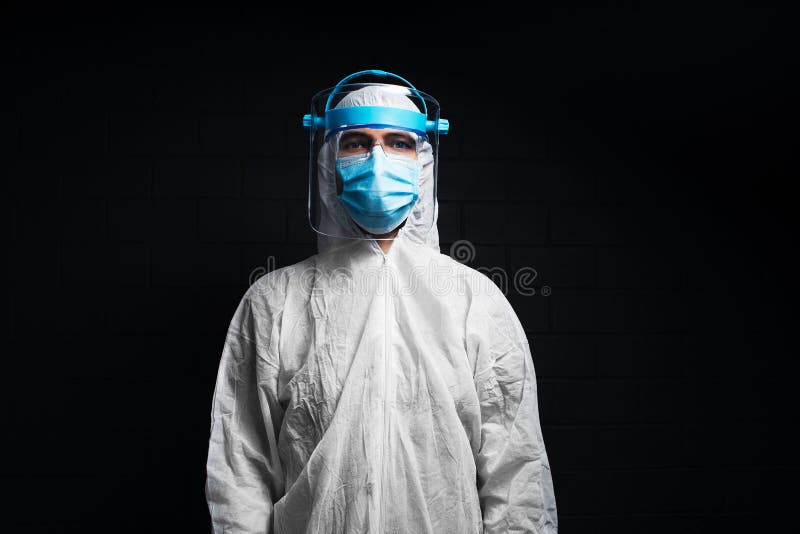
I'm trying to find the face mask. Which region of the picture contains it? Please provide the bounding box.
[336,144,420,235]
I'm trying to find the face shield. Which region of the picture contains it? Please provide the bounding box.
[302,70,449,243]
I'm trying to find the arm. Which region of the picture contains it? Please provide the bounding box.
[467,281,558,533]
[205,294,285,534]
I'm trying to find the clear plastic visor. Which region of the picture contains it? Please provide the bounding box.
[307,83,441,242]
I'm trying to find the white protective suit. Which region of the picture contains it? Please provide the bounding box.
[205,86,558,533]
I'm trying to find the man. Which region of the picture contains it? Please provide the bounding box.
[205,70,558,533]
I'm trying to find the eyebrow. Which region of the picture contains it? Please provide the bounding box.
[340,131,371,140]
[339,130,415,141]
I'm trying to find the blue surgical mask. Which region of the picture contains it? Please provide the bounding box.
[336,145,420,235]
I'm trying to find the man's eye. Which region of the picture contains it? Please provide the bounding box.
[391,139,413,150]
[341,137,368,150]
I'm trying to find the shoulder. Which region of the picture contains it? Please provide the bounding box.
[240,255,318,315]
[225,256,318,352]
[454,259,530,353]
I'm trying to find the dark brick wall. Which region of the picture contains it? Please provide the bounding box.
[6,7,794,533]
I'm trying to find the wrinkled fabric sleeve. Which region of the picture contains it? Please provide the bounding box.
[467,280,558,533]
[205,292,285,534]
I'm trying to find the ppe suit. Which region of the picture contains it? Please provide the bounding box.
[205,80,558,533]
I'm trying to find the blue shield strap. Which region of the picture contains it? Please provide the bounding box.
[326,106,427,136]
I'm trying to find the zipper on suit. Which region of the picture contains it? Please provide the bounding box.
[378,250,389,531]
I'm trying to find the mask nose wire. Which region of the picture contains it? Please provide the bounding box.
[370,140,388,156]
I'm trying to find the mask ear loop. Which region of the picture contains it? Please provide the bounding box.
[330,131,346,196]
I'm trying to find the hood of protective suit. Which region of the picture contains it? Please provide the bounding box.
[315,86,440,255]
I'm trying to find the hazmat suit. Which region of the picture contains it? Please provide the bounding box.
[205,77,558,533]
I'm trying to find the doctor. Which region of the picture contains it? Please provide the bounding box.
[205,70,558,533]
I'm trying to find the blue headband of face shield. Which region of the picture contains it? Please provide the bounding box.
[301,69,450,138]
[323,106,429,141]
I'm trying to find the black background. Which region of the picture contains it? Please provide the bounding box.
[6,6,795,533]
